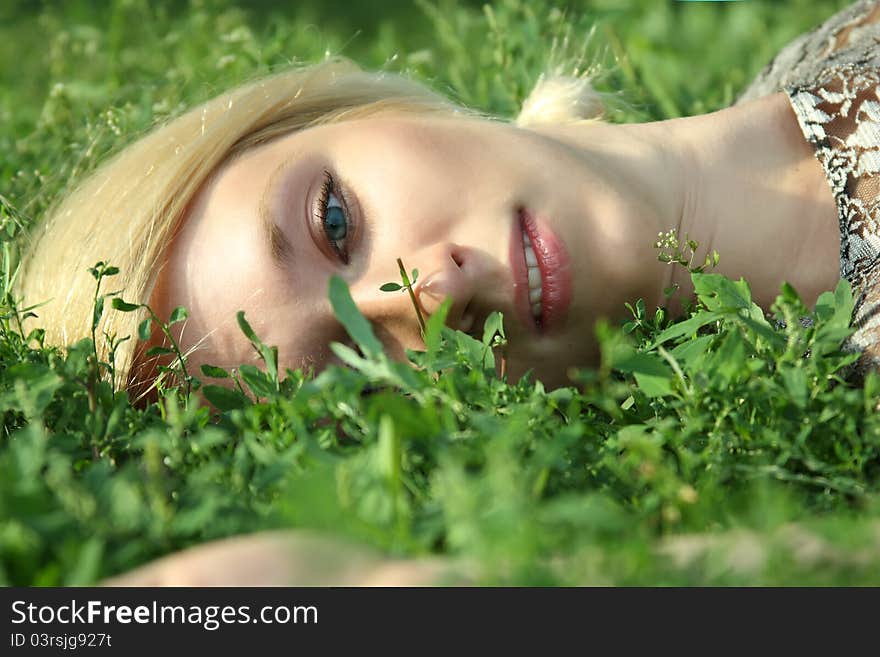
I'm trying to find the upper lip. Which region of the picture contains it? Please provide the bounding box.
[509,206,572,336]
[510,207,542,336]
[451,208,560,340]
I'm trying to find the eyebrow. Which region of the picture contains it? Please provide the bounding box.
[259,157,297,269]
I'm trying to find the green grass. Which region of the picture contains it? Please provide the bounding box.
[2,0,878,586]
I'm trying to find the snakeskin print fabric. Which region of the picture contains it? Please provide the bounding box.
[736,0,880,383]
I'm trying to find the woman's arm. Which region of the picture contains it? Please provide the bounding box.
[101,531,474,586]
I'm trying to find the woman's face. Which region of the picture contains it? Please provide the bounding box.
[151,113,663,389]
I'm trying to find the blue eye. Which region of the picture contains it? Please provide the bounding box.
[317,171,351,264]
[324,194,347,241]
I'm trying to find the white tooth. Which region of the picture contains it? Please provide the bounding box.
[522,231,531,246]
[531,302,542,317]
[528,266,541,289]
[524,244,538,267]
[529,285,542,303]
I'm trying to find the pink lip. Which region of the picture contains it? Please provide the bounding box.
[509,207,572,335]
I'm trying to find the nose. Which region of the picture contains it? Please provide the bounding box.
[348,243,479,361]
[413,243,477,334]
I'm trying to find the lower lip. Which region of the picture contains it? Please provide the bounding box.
[510,207,572,335]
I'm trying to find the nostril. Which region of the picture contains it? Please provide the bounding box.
[450,248,464,269]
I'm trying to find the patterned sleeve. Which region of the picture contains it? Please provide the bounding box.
[736,0,880,383]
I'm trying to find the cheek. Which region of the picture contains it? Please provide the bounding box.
[342,126,475,223]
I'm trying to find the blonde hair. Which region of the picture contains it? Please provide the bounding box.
[16,57,601,395]
[516,73,604,127]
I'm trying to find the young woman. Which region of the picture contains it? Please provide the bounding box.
[16,1,880,583]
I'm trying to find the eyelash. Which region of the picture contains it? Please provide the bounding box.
[315,170,353,265]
